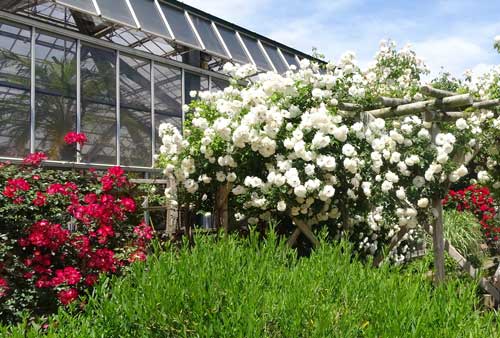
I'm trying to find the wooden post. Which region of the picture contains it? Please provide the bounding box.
[215,183,231,233]
[432,197,445,283]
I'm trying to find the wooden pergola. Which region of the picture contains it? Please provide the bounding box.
[153,84,498,303]
[210,84,500,301]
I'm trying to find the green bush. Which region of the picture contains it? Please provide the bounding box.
[2,233,499,337]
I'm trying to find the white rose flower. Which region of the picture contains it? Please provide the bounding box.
[216,171,226,182]
[417,198,429,208]
[319,185,336,201]
[455,118,468,130]
[277,201,287,212]
[294,185,307,198]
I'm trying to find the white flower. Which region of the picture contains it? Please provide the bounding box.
[417,198,429,208]
[396,187,406,200]
[184,179,198,193]
[305,164,315,176]
[317,155,337,171]
[312,132,331,149]
[332,125,349,142]
[227,172,237,182]
[381,180,393,192]
[244,176,263,188]
[216,171,226,182]
[413,176,425,188]
[343,158,358,174]
[277,200,287,212]
[342,144,356,157]
[232,185,247,195]
[455,118,468,130]
[294,185,307,198]
[199,174,212,184]
[319,185,335,201]
[478,171,490,183]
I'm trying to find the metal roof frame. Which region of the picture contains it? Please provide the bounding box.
[41,0,322,73]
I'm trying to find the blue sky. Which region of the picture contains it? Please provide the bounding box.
[183,0,500,77]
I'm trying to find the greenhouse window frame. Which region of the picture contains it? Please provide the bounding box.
[0,12,232,171]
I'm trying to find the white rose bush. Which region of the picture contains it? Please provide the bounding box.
[157,40,499,260]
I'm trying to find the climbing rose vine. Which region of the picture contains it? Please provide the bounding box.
[157,40,499,259]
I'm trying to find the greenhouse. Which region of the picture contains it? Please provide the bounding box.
[0,0,318,170]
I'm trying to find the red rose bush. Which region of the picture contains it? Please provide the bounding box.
[0,133,153,324]
[444,185,499,243]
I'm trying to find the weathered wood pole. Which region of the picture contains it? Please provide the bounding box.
[432,197,445,283]
[215,183,230,233]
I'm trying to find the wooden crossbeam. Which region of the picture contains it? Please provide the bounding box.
[373,226,410,267]
[287,219,320,248]
[420,85,456,98]
[365,94,473,118]
[379,96,411,107]
[473,99,500,109]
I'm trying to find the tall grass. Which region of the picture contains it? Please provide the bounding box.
[444,209,485,266]
[2,232,499,338]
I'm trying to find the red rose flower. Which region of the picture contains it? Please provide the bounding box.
[33,191,47,207]
[120,197,136,213]
[23,152,48,166]
[0,277,8,297]
[64,132,87,146]
[57,288,79,305]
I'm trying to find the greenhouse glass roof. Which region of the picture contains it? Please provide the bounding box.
[0,0,320,74]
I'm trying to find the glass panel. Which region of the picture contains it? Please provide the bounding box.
[189,15,226,56]
[154,63,181,151]
[215,25,249,63]
[282,50,300,68]
[184,71,208,105]
[159,3,199,47]
[55,0,97,14]
[130,0,171,38]
[0,21,31,158]
[34,31,77,161]
[80,44,116,165]
[263,44,289,74]
[95,0,136,27]
[240,35,271,71]
[119,54,152,167]
[211,77,229,92]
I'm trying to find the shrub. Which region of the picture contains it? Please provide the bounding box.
[2,234,499,337]
[443,185,499,242]
[0,156,153,324]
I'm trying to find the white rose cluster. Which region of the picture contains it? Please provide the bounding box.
[157,41,499,257]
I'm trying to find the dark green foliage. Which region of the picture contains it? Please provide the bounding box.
[2,233,499,337]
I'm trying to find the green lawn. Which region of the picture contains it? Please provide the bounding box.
[2,233,499,337]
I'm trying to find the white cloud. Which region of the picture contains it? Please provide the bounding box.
[181,0,499,78]
[412,37,484,75]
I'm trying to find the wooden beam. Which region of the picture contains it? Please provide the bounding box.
[339,102,362,111]
[366,94,473,118]
[293,219,320,248]
[421,85,455,98]
[379,96,411,107]
[130,178,171,184]
[287,228,302,247]
[444,240,478,278]
[373,226,410,267]
[473,99,500,109]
